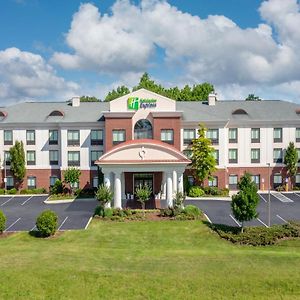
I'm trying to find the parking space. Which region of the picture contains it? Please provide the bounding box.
[186,192,300,228]
[0,195,98,232]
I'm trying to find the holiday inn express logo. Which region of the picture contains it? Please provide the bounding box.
[127,97,157,110]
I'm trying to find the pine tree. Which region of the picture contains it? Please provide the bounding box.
[191,124,217,185]
[9,141,26,188]
[284,142,298,189]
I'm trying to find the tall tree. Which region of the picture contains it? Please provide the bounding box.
[191,124,216,185]
[105,86,130,102]
[231,173,259,233]
[284,142,298,189]
[64,167,81,195]
[245,94,261,101]
[9,141,26,189]
[80,96,101,102]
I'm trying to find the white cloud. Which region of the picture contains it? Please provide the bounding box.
[0,47,79,104]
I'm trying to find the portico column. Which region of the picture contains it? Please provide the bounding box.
[114,171,122,209]
[104,172,111,208]
[161,172,166,199]
[172,170,177,194]
[166,172,173,207]
[178,172,184,193]
[121,172,126,200]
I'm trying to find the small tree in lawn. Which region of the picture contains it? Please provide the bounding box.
[173,191,186,210]
[63,167,81,195]
[191,123,217,186]
[9,141,26,189]
[135,184,152,215]
[96,184,113,209]
[284,142,298,190]
[231,173,259,233]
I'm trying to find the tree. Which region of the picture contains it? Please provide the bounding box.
[63,167,81,195]
[173,191,186,210]
[105,85,130,102]
[9,141,26,189]
[95,184,113,208]
[135,184,152,215]
[245,94,261,101]
[231,173,259,233]
[284,142,298,189]
[191,124,217,185]
[80,96,101,102]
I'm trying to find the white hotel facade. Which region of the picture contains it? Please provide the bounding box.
[0,89,300,207]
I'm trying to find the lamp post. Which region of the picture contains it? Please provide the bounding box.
[267,162,271,227]
[3,153,7,191]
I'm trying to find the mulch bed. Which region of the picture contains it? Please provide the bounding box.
[0,232,15,239]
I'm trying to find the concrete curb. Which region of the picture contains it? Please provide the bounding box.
[0,194,48,197]
[186,197,231,201]
[44,198,75,204]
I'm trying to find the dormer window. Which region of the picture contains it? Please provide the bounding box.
[0,111,7,120]
[49,110,64,117]
[232,109,248,115]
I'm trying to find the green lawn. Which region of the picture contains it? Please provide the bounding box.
[1,220,300,299]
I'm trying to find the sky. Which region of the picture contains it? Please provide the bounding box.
[1,0,300,105]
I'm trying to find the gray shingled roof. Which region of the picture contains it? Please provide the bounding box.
[176,100,300,123]
[0,102,109,124]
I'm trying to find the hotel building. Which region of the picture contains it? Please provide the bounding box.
[0,88,300,207]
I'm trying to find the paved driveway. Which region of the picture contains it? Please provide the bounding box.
[186,192,300,227]
[0,195,98,232]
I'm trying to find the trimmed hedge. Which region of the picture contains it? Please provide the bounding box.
[210,222,300,246]
[94,206,145,221]
[20,188,47,194]
[159,205,202,220]
[0,210,6,233]
[36,210,58,237]
[188,186,204,197]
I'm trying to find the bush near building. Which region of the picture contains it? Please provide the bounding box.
[36,210,58,237]
[0,210,6,233]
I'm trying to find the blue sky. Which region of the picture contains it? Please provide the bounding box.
[0,0,300,104]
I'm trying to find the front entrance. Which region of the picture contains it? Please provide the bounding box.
[134,173,153,193]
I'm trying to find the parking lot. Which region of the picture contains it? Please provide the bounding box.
[187,192,300,227]
[0,195,98,232]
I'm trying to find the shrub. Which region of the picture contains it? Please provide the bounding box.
[50,180,64,195]
[293,185,300,191]
[173,191,186,209]
[74,188,82,197]
[0,189,5,195]
[7,188,17,195]
[276,185,285,192]
[20,188,47,194]
[96,184,113,208]
[188,186,204,197]
[36,210,58,237]
[221,188,230,196]
[0,210,6,233]
[182,205,201,217]
[159,207,182,218]
[94,206,104,217]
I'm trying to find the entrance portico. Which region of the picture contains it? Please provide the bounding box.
[96,139,190,208]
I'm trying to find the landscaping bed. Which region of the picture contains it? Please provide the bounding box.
[209,222,300,246]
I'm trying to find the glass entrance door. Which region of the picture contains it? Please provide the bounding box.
[134,173,153,194]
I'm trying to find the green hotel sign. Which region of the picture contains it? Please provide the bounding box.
[127,97,157,110]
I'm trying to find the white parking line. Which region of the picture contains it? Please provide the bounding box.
[258,194,267,203]
[257,218,269,228]
[5,217,21,232]
[21,196,33,206]
[276,214,288,224]
[58,216,69,230]
[30,225,36,231]
[293,193,300,199]
[85,216,93,229]
[0,197,13,206]
[229,214,241,227]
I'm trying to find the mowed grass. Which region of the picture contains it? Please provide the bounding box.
[1,220,300,299]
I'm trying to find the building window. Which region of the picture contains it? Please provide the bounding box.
[26,151,36,165]
[252,175,260,189]
[206,129,219,145]
[187,176,194,186]
[251,128,260,143]
[27,176,36,189]
[93,176,99,188]
[4,151,11,165]
[4,130,13,145]
[228,128,238,143]
[229,175,238,190]
[50,176,58,187]
[6,176,14,189]
[91,150,103,166]
[296,174,300,186]
[49,130,58,145]
[68,130,80,146]
[49,150,59,165]
[134,119,153,139]
[112,130,126,145]
[251,149,260,163]
[26,130,35,145]
[183,129,195,145]
[273,148,283,163]
[274,128,282,143]
[273,173,282,188]
[91,129,103,145]
[161,129,174,144]
[297,148,300,162]
[213,149,219,165]
[208,176,218,187]
[228,149,238,163]
[296,128,300,143]
[68,151,80,166]
[183,149,193,159]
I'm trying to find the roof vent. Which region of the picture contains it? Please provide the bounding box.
[71,96,80,107]
[49,110,64,117]
[232,108,248,115]
[208,92,217,106]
